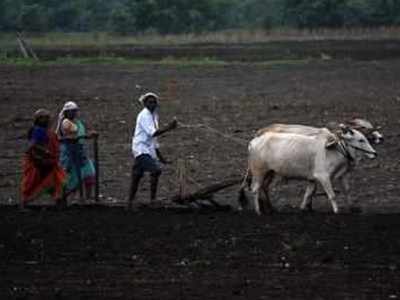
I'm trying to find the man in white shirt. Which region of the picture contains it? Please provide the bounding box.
[128,92,177,210]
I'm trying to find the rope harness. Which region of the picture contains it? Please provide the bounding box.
[177,121,248,146]
[336,139,354,162]
[335,135,376,167]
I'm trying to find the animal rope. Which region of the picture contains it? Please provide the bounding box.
[177,121,248,146]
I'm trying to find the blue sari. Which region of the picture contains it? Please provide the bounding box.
[60,120,95,194]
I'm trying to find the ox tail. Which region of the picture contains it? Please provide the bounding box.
[238,167,252,209]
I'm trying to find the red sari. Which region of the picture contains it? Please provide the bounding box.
[21,128,66,203]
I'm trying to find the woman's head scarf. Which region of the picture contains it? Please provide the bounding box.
[55,101,79,135]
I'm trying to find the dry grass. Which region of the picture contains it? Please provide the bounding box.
[1,27,400,48]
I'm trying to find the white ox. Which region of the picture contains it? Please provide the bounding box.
[257,118,384,144]
[346,118,383,144]
[239,126,377,215]
[327,118,384,145]
[250,121,382,210]
[256,123,332,137]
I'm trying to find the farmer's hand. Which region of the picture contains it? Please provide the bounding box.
[167,118,178,130]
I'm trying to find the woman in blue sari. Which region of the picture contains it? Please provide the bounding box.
[56,101,97,201]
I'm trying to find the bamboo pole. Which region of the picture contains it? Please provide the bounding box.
[72,146,84,200]
[17,32,38,60]
[177,159,188,202]
[93,136,100,202]
[16,35,29,58]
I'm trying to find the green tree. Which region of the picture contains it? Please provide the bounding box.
[50,3,80,31]
[1,0,22,30]
[18,3,49,31]
[0,0,399,33]
[368,0,400,25]
[130,0,158,32]
[229,0,284,29]
[109,4,135,34]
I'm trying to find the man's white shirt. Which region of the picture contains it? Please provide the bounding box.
[132,108,159,159]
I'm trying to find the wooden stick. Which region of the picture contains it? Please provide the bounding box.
[93,136,100,202]
[73,147,84,200]
[177,159,187,201]
[16,35,29,58]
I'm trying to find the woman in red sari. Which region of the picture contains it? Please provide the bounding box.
[21,109,66,209]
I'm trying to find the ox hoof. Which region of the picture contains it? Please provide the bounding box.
[255,211,262,216]
[264,209,274,215]
[258,208,273,215]
[349,205,362,214]
[301,204,314,213]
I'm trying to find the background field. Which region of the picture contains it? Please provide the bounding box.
[1,40,400,299]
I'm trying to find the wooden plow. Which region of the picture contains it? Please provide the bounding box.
[167,156,243,211]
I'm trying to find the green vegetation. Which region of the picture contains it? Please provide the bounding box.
[1,0,399,34]
[0,56,226,66]
[0,55,310,68]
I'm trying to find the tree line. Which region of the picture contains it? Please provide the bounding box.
[1,0,399,34]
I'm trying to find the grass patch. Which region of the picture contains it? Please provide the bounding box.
[0,55,311,68]
[53,56,229,66]
[0,57,43,67]
[1,27,400,49]
[259,59,311,66]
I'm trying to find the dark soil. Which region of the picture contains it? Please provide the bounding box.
[1,206,400,299]
[1,43,400,299]
[8,40,400,61]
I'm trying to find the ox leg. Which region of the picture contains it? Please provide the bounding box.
[250,162,269,215]
[317,176,339,214]
[237,186,247,211]
[238,169,252,211]
[300,181,317,211]
[340,173,351,208]
[334,168,350,207]
[253,187,261,215]
[260,173,274,214]
[251,179,263,215]
[333,168,352,211]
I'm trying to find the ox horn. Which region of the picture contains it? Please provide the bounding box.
[339,123,353,135]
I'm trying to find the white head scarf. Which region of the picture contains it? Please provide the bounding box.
[138,92,159,104]
[55,101,79,135]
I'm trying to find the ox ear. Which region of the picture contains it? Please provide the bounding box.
[347,119,356,125]
[347,119,360,129]
[325,134,338,148]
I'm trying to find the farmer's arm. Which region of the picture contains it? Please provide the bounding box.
[153,118,178,137]
[155,148,170,164]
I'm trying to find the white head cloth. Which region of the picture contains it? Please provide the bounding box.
[55,101,79,135]
[138,92,159,104]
